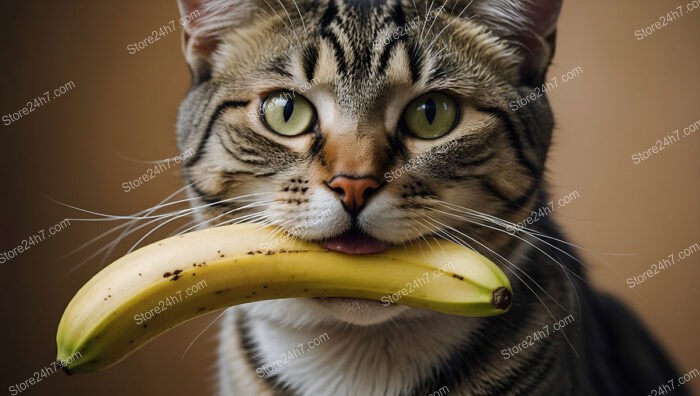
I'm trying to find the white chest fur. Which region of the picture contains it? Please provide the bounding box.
[217,302,480,396]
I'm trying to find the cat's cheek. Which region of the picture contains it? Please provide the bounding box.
[384,171,394,183]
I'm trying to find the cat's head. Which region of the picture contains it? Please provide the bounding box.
[176,0,561,327]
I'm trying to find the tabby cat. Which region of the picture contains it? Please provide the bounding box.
[174,0,685,394]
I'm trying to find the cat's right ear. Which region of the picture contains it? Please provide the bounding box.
[469,0,563,86]
[177,0,254,83]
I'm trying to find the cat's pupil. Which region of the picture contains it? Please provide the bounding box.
[424,99,436,124]
[283,99,295,122]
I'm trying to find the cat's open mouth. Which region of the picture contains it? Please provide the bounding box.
[315,228,401,322]
[321,228,389,255]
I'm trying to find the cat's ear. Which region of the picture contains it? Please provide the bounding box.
[177,0,256,83]
[470,0,563,85]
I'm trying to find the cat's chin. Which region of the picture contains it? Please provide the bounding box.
[310,297,409,326]
[241,297,420,329]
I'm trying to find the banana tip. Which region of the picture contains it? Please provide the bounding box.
[56,360,72,376]
[491,287,513,310]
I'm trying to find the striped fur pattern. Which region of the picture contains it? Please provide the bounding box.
[174,0,685,394]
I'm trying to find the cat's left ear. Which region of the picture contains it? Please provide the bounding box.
[177,0,256,83]
[471,0,563,85]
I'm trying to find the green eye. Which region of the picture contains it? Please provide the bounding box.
[403,92,458,139]
[261,91,315,136]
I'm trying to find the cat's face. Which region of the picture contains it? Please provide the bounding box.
[177,0,560,326]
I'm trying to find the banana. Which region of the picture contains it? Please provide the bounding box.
[56,223,512,374]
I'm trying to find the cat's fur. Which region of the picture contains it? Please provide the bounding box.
[174,0,686,394]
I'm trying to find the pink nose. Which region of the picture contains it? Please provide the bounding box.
[326,176,381,215]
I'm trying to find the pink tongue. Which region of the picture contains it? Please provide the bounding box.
[323,230,389,255]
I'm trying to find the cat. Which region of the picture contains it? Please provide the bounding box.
[174,0,687,394]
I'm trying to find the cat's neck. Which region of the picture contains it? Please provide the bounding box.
[239,309,480,396]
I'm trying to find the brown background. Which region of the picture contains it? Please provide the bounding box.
[1,1,698,395]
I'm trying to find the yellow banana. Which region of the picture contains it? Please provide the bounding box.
[56,223,512,374]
